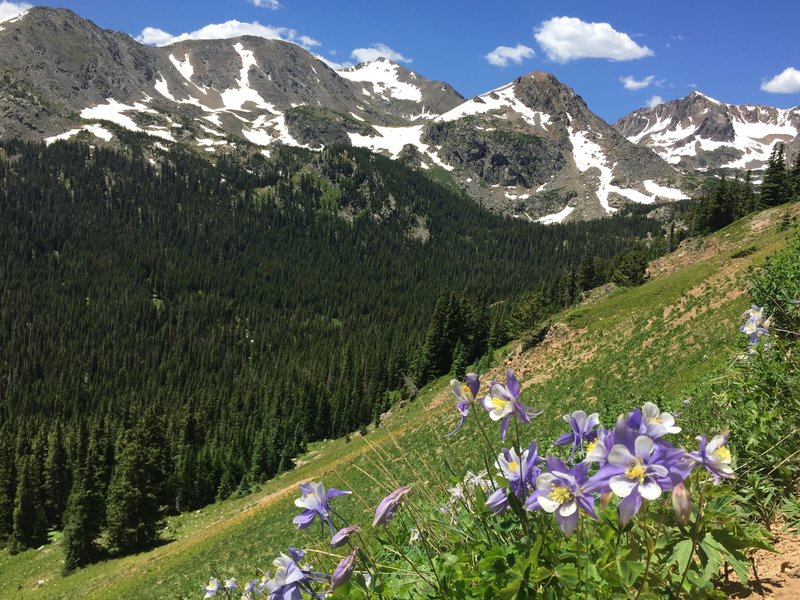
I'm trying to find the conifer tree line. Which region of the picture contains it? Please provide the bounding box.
[0,139,671,566]
[690,142,800,235]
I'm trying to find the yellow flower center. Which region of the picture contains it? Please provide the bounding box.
[549,485,573,504]
[491,397,508,411]
[586,439,598,453]
[648,417,662,424]
[461,384,471,396]
[625,461,647,483]
[507,460,519,472]
[712,446,731,463]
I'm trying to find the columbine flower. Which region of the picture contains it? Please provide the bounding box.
[495,441,543,499]
[265,554,306,600]
[584,425,614,466]
[585,429,690,526]
[740,316,769,345]
[525,456,596,537]
[482,370,542,440]
[485,487,509,514]
[553,410,600,461]
[445,373,479,436]
[671,482,692,526]
[628,402,681,438]
[330,547,357,592]
[373,485,412,526]
[330,525,361,548]
[293,482,350,531]
[742,304,764,322]
[204,578,221,598]
[688,433,734,484]
[224,578,237,592]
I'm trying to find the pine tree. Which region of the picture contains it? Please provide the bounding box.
[62,470,101,572]
[9,456,48,554]
[105,417,168,554]
[760,143,791,207]
[0,435,16,546]
[790,152,800,198]
[44,424,69,529]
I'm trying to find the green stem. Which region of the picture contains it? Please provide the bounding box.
[635,500,668,600]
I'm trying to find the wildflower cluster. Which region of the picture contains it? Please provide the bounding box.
[204,477,413,598]
[740,304,769,346]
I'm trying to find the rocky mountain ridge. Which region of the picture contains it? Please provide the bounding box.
[615,91,800,173]
[0,6,689,221]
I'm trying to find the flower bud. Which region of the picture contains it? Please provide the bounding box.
[600,492,614,510]
[671,482,692,526]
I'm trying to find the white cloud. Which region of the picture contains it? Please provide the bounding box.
[534,16,653,63]
[485,44,535,67]
[250,0,282,8]
[620,75,655,91]
[316,54,352,70]
[134,20,319,49]
[0,1,31,22]
[761,67,800,94]
[350,43,411,64]
[647,95,664,108]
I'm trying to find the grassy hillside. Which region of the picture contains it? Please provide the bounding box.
[2,202,797,599]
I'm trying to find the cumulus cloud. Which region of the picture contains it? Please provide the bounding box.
[620,75,655,91]
[134,20,319,49]
[647,95,664,108]
[250,0,281,8]
[534,16,653,63]
[485,44,535,67]
[350,43,411,64]
[761,67,800,94]
[316,55,353,70]
[0,1,31,22]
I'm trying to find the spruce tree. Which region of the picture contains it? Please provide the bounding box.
[105,417,168,554]
[760,143,791,207]
[9,456,48,554]
[62,469,101,572]
[0,436,16,546]
[44,424,69,529]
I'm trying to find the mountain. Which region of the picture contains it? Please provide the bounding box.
[615,91,800,173]
[0,6,688,221]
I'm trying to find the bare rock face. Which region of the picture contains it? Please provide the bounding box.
[615,91,800,172]
[0,7,689,222]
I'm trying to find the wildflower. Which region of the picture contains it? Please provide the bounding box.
[224,578,237,593]
[330,547,358,592]
[204,578,221,598]
[495,440,543,499]
[373,485,412,526]
[584,425,614,466]
[742,304,764,322]
[627,402,681,438]
[740,317,769,345]
[553,410,600,461]
[265,553,306,600]
[482,370,542,440]
[525,456,596,536]
[671,482,692,526]
[446,373,480,436]
[688,433,734,484]
[288,547,306,562]
[485,487,509,514]
[585,429,690,526]
[293,482,350,531]
[330,525,361,548]
[409,527,422,543]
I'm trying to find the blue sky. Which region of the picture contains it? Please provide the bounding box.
[4,0,800,122]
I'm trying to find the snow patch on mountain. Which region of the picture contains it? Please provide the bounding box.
[80,99,176,141]
[537,205,575,224]
[219,43,277,111]
[438,82,552,130]
[338,59,423,102]
[348,125,453,170]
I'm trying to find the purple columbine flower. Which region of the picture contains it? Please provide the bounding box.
[330,547,358,592]
[293,482,351,531]
[742,304,764,322]
[553,410,600,461]
[585,428,691,526]
[446,373,480,436]
[525,455,596,537]
[485,487,509,515]
[628,402,681,438]
[495,440,544,500]
[264,554,306,600]
[373,485,412,526]
[330,525,361,548]
[204,578,221,598]
[481,370,542,440]
[584,424,615,466]
[740,316,769,345]
[688,434,734,484]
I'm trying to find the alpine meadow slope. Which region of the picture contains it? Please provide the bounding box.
[2,200,797,599]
